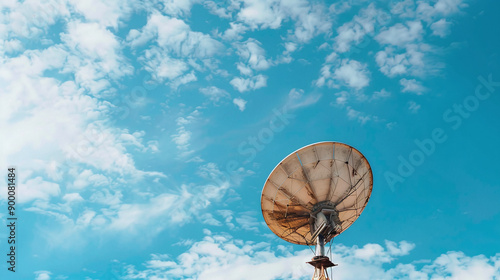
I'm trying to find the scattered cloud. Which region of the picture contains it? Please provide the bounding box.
[118,232,500,280]
[19,177,60,203]
[285,88,321,110]
[172,112,198,157]
[141,47,189,81]
[68,0,134,28]
[235,212,260,232]
[372,89,391,100]
[200,86,230,104]
[408,100,421,113]
[333,4,383,53]
[400,78,427,95]
[230,75,267,92]
[0,0,70,39]
[128,12,223,88]
[34,270,52,280]
[235,39,272,71]
[234,0,332,43]
[318,58,370,90]
[233,97,247,111]
[346,106,372,124]
[431,18,452,37]
[392,0,468,22]
[237,0,284,29]
[222,22,249,41]
[376,21,423,47]
[61,20,133,95]
[375,45,427,77]
[334,59,370,89]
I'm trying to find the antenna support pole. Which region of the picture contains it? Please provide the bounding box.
[315,234,325,257]
[309,234,337,280]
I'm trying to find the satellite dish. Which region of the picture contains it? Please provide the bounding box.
[260,141,373,279]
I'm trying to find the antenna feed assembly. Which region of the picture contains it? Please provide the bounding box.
[310,201,342,244]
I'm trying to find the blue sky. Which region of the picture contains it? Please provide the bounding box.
[1,0,499,279]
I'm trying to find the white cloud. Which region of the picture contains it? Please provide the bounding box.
[329,2,351,15]
[159,0,198,17]
[235,0,331,42]
[375,45,426,77]
[141,47,189,81]
[387,240,415,257]
[372,89,391,100]
[346,106,371,124]
[235,39,272,71]
[34,270,52,280]
[200,213,222,226]
[390,0,416,19]
[146,258,177,270]
[400,78,427,95]
[284,42,298,54]
[416,0,468,22]
[89,189,123,206]
[0,45,68,80]
[68,0,134,28]
[127,13,223,57]
[120,233,500,280]
[170,71,198,89]
[377,43,444,78]
[109,168,230,234]
[61,21,133,95]
[72,169,109,190]
[230,75,267,92]
[376,48,409,77]
[172,126,192,152]
[200,86,230,103]
[204,1,235,19]
[334,59,370,89]
[408,100,421,113]
[235,212,260,232]
[333,4,381,53]
[62,21,124,67]
[285,88,321,110]
[122,232,312,279]
[317,56,370,90]
[0,0,69,39]
[237,63,254,76]
[217,210,235,229]
[62,193,84,203]
[18,177,60,203]
[64,123,162,176]
[233,98,247,111]
[128,12,223,87]
[0,43,164,232]
[431,18,452,37]
[222,22,250,41]
[237,0,284,30]
[108,193,180,231]
[392,0,467,22]
[433,0,468,16]
[171,110,202,157]
[376,21,423,47]
[334,91,348,106]
[2,39,22,54]
[281,0,332,43]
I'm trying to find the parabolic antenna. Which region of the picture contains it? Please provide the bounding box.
[261,142,373,279]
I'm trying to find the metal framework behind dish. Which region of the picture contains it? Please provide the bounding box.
[260,142,373,279]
